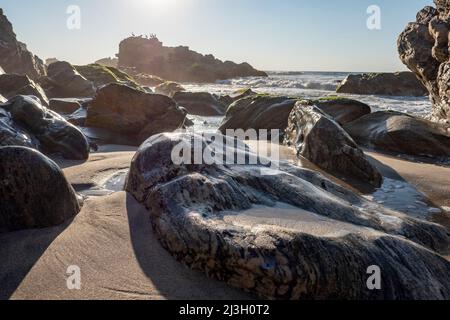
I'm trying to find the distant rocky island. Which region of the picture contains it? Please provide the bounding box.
[116,35,268,83]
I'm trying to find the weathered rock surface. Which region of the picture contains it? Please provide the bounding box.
[344,111,450,158]
[336,72,427,97]
[0,95,89,160]
[0,146,80,233]
[173,92,227,116]
[49,98,83,114]
[0,9,46,80]
[219,96,297,140]
[314,97,372,125]
[74,64,140,89]
[42,61,95,98]
[284,102,382,187]
[125,132,450,299]
[398,1,450,122]
[0,74,49,106]
[154,81,185,97]
[86,83,186,145]
[117,35,267,83]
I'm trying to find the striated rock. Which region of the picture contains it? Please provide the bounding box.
[125,132,450,299]
[0,146,80,233]
[344,111,450,158]
[154,81,185,97]
[86,83,186,145]
[336,72,427,97]
[284,102,382,187]
[74,64,140,89]
[314,97,371,125]
[42,61,95,98]
[0,96,89,160]
[219,95,297,141]
[173,92,227,116]
[0,9,46,80]
[117,35,267,83]
[0,74,49,106]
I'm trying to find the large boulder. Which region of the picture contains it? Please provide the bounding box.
[85,83,186,145]
[74,64,140,89]
[314,97,372,125]
[0,74,49,106]
[343,111,450,158]
[0,95,90,160]
[154,81,185,97]
[219,96,298,140]
[42,61,95,98]
[0,146,80,233]
[284,102,382,187]
[125,132,450,299]
[0,9,46,80]
[398,2,450,122]
[336,72,428,97]
[172,92,227,116]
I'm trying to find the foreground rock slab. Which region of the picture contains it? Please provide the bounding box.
[0,146,80,233]
[125,132,450,299]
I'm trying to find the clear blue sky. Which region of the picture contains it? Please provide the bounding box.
[0,0,432,72]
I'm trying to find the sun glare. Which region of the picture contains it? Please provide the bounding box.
[135,0,181,12]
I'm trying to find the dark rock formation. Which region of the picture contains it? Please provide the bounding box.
[172,92,227,116]
[94,57,118,68]
[49,98,83,114]
[344,111,450,158]
[41,61,95,98]
[119,66,166,87]
[398,1,450,122]
[336,72,427,97]
[284,102,382,187]
[0,9,46,80]
[74,64,140,89]
[117,36,267,83]
[219,95,298,141]
[85,83,186,145]
[0,74,49,106]
[154,81,185,97]
[0,95,89,160]
[125,132,450,299]
[314,97,372,125]
[0,146,80,233]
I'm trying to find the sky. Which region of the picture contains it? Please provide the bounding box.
[0,0,433,72]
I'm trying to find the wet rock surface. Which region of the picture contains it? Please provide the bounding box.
[173,92,227,116]
[86,83,186,145]
[0,146,80,233]
[314,97,372,125]
[284,102,382,188]
[0,95,90,160]
[125,132,450,300]
[0,74,49,106]
[343,111,450,158]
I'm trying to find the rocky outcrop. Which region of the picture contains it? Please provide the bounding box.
[314,97,371,125]
[74,64,140,89]
[125,132,450,299]
[284,102,382,187]
[344,111,450,158]
[336,72,427,97]
[85,83,186,145]
[119,66,166,87]
[0,146,80,233]
[398,1,450,122]
[154,81,185,97]
[0,74,49,106]
[219,95,297,140]
[172,92,227,116]
[117,35,267,83]
[0,95,89,160]
[0,9,46,80]
[41,61,95,98]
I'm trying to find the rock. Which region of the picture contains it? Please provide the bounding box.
[67,107,87,127]
[117,35,267,83]
[120,66,166,87]
[183,117,194,128]
[1,95,89,160]
[0,65,4,75]
[74,64,140,89]
[154,81,185,97]
[0,74,49,106]
[125,132,450,299]
[336,72,428,97]
[0,108,37,148]
[0,94,6,103]
[313,97,372,125]
[0,9,46,80]
[230,88,258,101]
[219,96,297,141]
[49,98,82,114]
[284,102,382,187]
[343,111,450,158]
[94,57,118,68]
[45,58,59,66]
[86,83,186,145]
[172,92,227,116]
[0,146,80,233]
[42,61,95,98]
